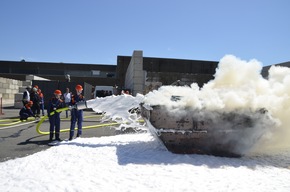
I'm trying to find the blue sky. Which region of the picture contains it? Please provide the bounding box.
[0,0,289,66]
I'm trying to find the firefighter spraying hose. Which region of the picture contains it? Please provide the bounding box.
[35,93,146,137]
[68,85,86,140]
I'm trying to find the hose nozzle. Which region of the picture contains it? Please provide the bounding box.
[75,101,88,110]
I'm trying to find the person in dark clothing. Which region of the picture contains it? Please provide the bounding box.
[38,88,45,116]
[19,101,35,121]
[47,90,64,141]
[30,86,41,117]
[69,85,85,141]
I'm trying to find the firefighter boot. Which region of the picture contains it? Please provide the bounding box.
[49,133,53,141]
[69,131,74,141]
[55,132,61,142]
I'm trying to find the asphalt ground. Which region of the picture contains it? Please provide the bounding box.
[0,106,118,162]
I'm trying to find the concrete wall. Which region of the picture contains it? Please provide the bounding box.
[125,50,145,95]
[0,77,23,105]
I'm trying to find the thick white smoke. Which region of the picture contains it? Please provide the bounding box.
[143,55,290,154]
[89,55,290,155]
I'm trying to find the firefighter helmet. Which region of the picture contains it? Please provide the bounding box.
[54,90,62,95]
[75,85,83,91]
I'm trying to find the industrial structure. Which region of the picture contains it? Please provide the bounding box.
[0,50,218,92]
[0,50,287,107]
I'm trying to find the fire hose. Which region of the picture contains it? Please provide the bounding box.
[1,100,143,134]
[36,106,122,135]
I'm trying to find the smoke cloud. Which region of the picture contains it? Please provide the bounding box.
[89,55,290,155]
[143,55,290,154]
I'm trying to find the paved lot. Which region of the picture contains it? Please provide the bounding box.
[0,106,117,162]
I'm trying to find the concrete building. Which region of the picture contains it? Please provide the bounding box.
[1,50,290,107]
[261,61,290,78]
[0,50,219,99]
[0,60,117,87]
[117,51,218,94]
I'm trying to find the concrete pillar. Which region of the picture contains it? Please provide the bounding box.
[125,50,145,96]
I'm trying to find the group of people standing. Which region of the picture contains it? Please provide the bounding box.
[20,84,86,142]
[20,85,44,120]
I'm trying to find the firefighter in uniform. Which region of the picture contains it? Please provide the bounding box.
[47,90,64,141]
[69,85,85,140]
[19,101,35,120]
